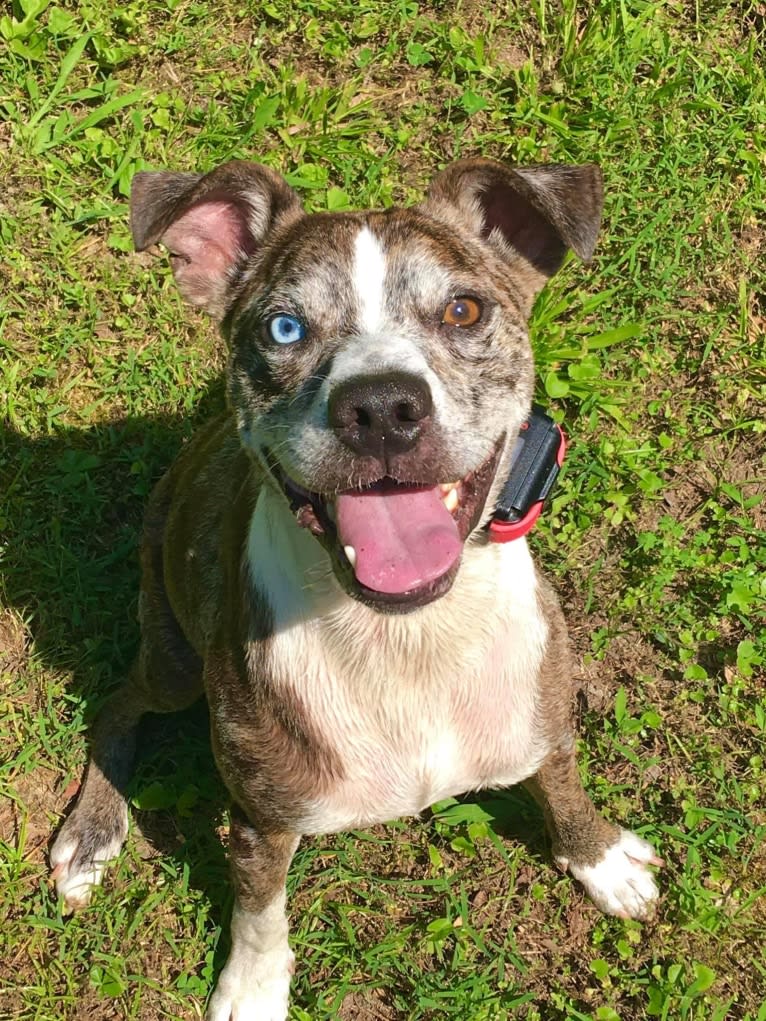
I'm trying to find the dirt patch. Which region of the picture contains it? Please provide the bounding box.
[0,763,59,867]
[634,429,766,534]
[338,989,399,1020]
[0,607,30,674]
[449,0,532,69]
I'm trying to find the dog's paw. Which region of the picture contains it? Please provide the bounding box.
[206,965,292,1021]
[207,898,294,1021]
[558,828,663,920]
[50,806,128,913]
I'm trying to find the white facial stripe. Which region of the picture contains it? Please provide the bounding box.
[353,226,387,333]
[331,331,428,382]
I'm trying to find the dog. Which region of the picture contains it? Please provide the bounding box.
[50,157,662,1020]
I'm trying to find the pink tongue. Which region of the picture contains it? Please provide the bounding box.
[335,484,462,595]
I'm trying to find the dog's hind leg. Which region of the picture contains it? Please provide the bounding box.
[51,635,204,910]
[51,638,203,911]
[207,808,298,1021]
[50,669,148,911]
[526,745,663,920]
[51,496,205,911]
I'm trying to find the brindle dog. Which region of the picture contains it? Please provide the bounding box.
[51,158,661,1020]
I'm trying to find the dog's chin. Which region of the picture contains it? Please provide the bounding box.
[263,437,505,614]
[338,558,460,614]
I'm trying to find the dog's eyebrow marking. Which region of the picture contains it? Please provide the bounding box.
[353,225,387,334]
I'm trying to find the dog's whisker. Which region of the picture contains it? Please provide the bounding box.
[289,375,328,407]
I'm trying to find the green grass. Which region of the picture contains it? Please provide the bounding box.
[1,1,765,1018]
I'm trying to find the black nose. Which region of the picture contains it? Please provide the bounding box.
[328,371,433,457]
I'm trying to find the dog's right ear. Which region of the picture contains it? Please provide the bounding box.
[420,158,603,312]
[130,161,303,320]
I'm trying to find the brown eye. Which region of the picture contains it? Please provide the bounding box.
[442,297,482,327]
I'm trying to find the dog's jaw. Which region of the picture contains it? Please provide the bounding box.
[256,432,506,611]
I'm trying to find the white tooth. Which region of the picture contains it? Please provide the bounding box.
[344,545,357,567]
[443,488,459,513]
[326,501,336,523]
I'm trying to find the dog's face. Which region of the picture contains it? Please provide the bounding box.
[131,159,602,610]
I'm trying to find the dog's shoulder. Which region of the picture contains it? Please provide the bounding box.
[144,412,261,653]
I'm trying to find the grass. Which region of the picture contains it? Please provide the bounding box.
[1,0,765,1018]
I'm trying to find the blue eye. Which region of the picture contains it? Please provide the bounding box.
[268,314,306,345]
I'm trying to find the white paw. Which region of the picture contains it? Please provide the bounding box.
[206,960,292,1021]
[50,807,127,912]
[206,893,294,1020]
[559,828,663,920]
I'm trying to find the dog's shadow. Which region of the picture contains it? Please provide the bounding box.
[1,379,233,916]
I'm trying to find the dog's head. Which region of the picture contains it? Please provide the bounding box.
[131,158,602,612]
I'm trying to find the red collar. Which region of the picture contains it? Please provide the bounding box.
[489,499,549,542]
[488,416,566,543]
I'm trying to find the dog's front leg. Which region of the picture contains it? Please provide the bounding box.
[207,810,299,1021]
[526,745,662,920]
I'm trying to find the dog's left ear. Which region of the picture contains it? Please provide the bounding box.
[421,158,603,304]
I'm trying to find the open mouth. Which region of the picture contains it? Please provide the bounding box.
[270,440,503,610]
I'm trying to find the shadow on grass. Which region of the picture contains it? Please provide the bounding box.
[430,785,550,862]
[0,378,234,923]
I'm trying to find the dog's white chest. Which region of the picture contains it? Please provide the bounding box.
[298,653,547,834]
[259,536,551,835]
